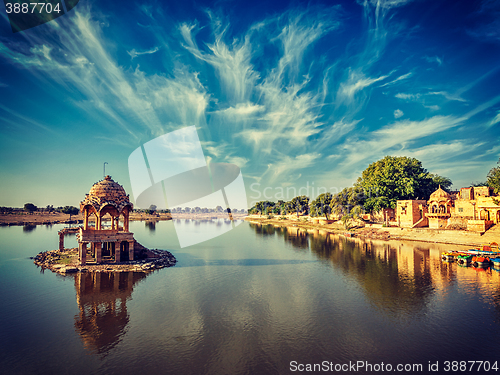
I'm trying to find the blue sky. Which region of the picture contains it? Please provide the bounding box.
[0,0,499,207]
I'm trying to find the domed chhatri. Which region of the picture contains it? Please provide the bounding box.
[429,185,451,201]
[77,176,135,266]
[87,175,128,202]
[427,185,453,215]
[80,175,133,232]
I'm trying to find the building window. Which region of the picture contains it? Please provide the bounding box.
[458,208,463,213]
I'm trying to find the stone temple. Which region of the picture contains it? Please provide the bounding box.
[76,176,136,266]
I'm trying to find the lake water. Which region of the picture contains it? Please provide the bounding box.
[1,220,500,374]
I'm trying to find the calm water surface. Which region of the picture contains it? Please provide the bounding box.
[1,220,500,374]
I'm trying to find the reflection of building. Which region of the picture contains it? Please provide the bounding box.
[74,272,146,354]
[77,176,136,265]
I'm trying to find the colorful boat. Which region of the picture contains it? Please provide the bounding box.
[441,252,455,262]
[491,258,500,268]
[472,256,491,268]
[457,254,472,266]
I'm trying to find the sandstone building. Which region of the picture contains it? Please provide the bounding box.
[76,176,136,265]
[395,185,500,233]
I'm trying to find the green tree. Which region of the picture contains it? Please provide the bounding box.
[24,203,38,214]
[255,201,274,215]
[428,174,453,191]
[487,158,500,194]
[146,204,157,215]
[61,206,79,220]
[287,196,309,218]
[358,156,440,211]
[310,193,333,219]
[330,187,364,229]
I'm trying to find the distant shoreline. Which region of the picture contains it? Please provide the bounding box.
[0,212,247,226]
[244,215,497,248]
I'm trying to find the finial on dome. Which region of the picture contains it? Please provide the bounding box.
[105,175,111,180]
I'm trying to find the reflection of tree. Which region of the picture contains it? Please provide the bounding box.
[310,233,435,316]
[73,272,147,355]
[274,226,309,250]
[23,224,36,233]
[250,224,437,316]
[249,223,276,236]
[145,221,156,231]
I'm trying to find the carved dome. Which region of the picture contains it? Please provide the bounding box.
[429,185,451,201]
[80,176,133,213]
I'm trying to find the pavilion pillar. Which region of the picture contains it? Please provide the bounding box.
[128,240,134,262]
[59,232,64,251]
[124,212,129,232]
[83,209,89,230]
[115,241,121,263]
[79,242,87,266]
[95,242,102,264]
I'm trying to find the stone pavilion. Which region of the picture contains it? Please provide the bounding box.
[76,176,135,265]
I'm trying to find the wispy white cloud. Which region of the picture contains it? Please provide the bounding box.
[338,70,388,102]
[395,92,421,100]
[394,109,403,118]
[335,115,466,171]
[215,103,264,116]
[379,71,412,87]
[0,8,209,141]
[487,111,500,127]
[127,46,160,60]
[428,91,467,102]
[261,152,321,183]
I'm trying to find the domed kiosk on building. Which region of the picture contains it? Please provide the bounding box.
[425,185,453,229]
[76,176,136,265]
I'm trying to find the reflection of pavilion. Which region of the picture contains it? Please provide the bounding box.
[73,271,146,355]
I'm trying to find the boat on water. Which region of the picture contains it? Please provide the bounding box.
[491,258,500,268]
[457,254,473,265]
[472,256,491,268]
[441,252,456,262]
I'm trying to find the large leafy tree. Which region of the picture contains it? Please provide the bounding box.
[255,201,274,215]
[330,187,364,229]
[358,156,449,211]
[310,193,333,219]
[428,174,453,191]
[487,158,500,194]
[61,206,79,220]
[24,203,37,214]
[286,196,309,217]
